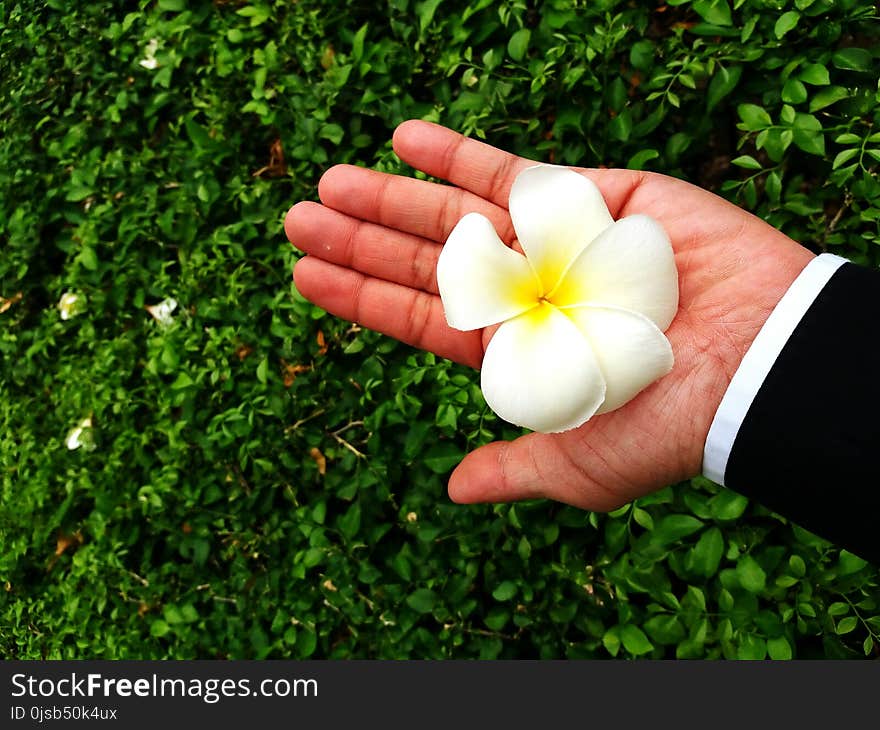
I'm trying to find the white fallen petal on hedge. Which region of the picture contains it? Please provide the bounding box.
[436,212,540,331]
[65,416,95,451]
[508,165,613,295]
[145,297,178,327]
[58,292,82,320]
[553,214,679,330]
[480,303,606,433]
[563,304,674,414]
[140,39,159,69]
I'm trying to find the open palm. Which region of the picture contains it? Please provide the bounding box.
[285,120,814,511]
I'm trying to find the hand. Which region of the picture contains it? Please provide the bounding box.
[284,121,814,511]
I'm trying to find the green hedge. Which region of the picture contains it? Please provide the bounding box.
[1,0,878,659]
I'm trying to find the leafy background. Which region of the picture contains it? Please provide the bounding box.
[1,0,878,659]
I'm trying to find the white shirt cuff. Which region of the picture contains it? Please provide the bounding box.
[701,252,849,486]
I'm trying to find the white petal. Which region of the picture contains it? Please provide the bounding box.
[480,303,606,433]
[508,165,613,295]
[145,298,178,327]
[64,416,94,451]
[58,292,81,320]
[552,214,679,330]
[563,305,673,414]
[65,427,84,450]
[437,212,540,331]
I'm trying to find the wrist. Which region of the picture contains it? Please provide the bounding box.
[700,250,848,484]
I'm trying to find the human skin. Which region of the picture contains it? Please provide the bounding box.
[284,120,814,512]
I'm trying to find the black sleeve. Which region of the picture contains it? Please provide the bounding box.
[724,262,880,564]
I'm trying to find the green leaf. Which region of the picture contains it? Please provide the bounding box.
[798,603,817,618]
[791,112,825,156]
[602,628,621,657]
[833,148,858,169]
[337,502,361,540]
[684,585,707,612]
[627,149,659,170]
[632,506,655,530]
[827,602,849,617]
[709,491,748,520]
[236,6,270,26]
[507,28,531,62]
[691,527,724,577]
[163,604,184,624]
[417,0,443,32]
[296,629,317,657]
[737,634,767,660]
[838,550,868,574]
[406,588,437,614]
[319,124,344,145]
[492,581,517,602]
[741,15,758,42]
[651,514,704,545]
[782,78,807,104]
[256,357,269,384]
[424,443,462,474]
[731,155,762,170]
[620,625,654,655]
[738,103,772,131]
[351,23,368,62]
[765,170,782,203]
[609,109,633,141]
[693,0,732,26]
[737,555,767,593]
[65,186,93,202]
[644,615,686,645]
[629,40,654,71]
[184,118,212,149]
[836,616,858,635]
[485,607,509,631]
[809,86,851,112]
[150,619,171,637]
[170,372,193,390]
[158,0,184,11]
[774,11,800,39]
[767,636,793,660]
[517,536,531,560]
[79,247,99,271]
[798,63,829,85]
[707,65,742,111]
[832,48,872,72]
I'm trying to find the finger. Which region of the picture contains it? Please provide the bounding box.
[392,119,649,218]
[447,432,631,512]
[286,201,442,294]
[317,164,516,244]
[393,120,530,209]
[293,256,484,368]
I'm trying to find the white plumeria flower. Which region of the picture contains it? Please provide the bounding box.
[65,416,96,451]
[145,297,178,327]
[437,165,678,434]
[58,291,83,320]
